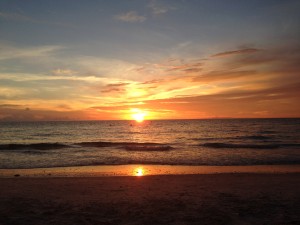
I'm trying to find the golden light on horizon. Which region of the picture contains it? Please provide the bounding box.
[131,108,146,122]
[134,167,144,176]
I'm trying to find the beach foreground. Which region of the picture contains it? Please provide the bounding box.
[1,174,300,225]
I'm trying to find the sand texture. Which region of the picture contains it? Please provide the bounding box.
[0,174,300,225]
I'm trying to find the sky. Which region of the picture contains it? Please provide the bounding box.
[0,0,300,121]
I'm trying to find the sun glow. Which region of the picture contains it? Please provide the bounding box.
[134,167,144,176]
[131,108,146,122]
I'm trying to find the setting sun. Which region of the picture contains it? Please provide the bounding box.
[131,109,146,122]
[134,167,144,176]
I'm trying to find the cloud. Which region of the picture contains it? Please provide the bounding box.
[0,44,63,61]
[148,0,175,15]
[0,11,33,22]
[0,106,87,121]
[0,43,141,80]
[0,104,23,109]
[128,43,300,117]
[192,70,257,83]
[211,48,260,57]
[141,80,300,118]
[52,69,77,76]
[0,11,75,28]
[115,11,146,23]
[72,55,140,79]
[101,82,129,93]
[166,61,203,73]
[1,41,300,120]
[133,59,204,79]
[141,79,164,85]
[227,46,300,71]
[0,87,28,99]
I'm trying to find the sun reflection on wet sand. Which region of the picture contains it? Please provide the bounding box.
[133,167,144,176]
[1,165,300,178]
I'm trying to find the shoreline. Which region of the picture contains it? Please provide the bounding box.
[1,164,300,177]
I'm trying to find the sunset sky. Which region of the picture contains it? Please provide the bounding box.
[0,0,300,121]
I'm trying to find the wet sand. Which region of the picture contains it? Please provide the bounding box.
[1,173,300,225]
[1,164,300,177]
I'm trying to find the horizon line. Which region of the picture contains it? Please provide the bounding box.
[1,117,299,123]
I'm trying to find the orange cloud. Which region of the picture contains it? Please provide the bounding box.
[101,83,129,94]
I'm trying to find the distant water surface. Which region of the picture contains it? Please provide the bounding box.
[0,119,299,169]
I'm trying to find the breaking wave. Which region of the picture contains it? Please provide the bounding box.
[79,141,173,151]
[0,141,173,152]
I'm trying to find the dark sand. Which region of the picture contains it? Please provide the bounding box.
[1,174,300,225]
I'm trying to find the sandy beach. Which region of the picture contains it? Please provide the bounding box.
[1,173,299,225]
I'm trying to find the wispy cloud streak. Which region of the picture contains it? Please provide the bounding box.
[211,48,260,57]
[115,11,146,22]
[0,11,75,27]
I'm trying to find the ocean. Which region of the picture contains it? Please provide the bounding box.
[0,119,300,169]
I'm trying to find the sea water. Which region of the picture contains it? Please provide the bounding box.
[0,119,299,169]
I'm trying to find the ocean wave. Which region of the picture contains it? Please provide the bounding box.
[201,142,280,149]
[192,135,272,141]
[235,135,272,140]
[191,137,219,141]
[259,130,277,134]
[79,141,173,151]
[0,141,173,152]
[79,141,123,147]
[281,143,300,147]
[0,143,69,150]
[124,144,173,151]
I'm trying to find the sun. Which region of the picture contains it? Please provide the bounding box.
[132,113,145,122]
[134,167,144,176]
[131,109,146,122]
